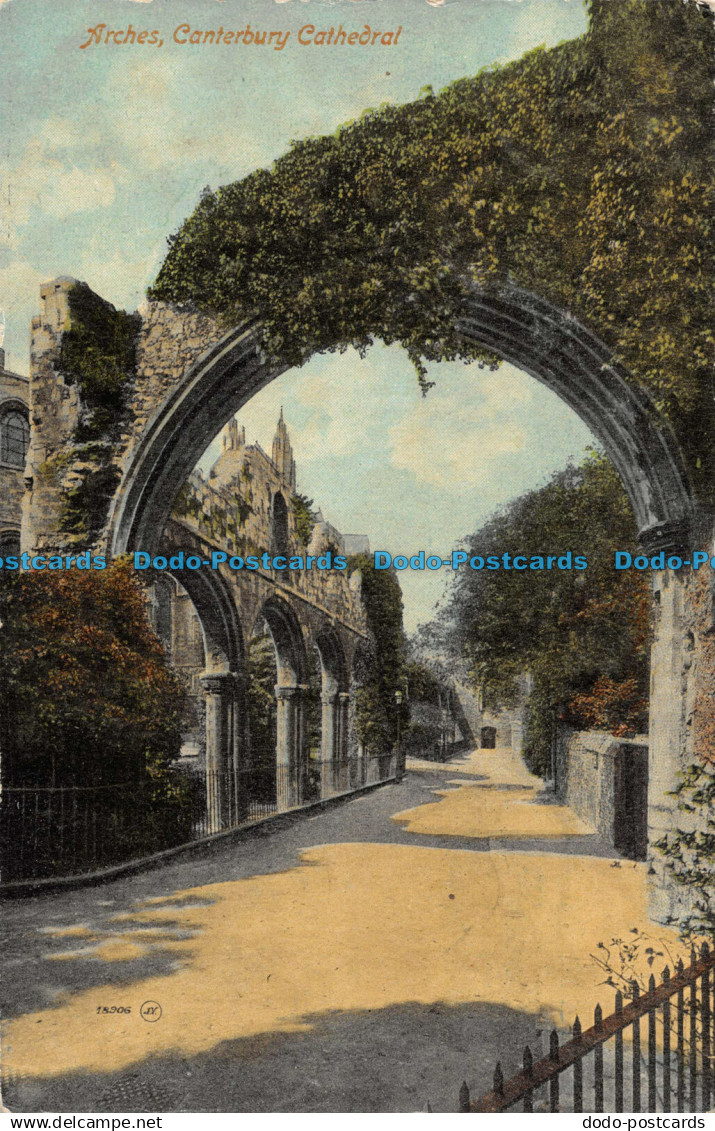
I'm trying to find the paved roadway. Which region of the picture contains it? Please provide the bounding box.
[1,751,656,1113]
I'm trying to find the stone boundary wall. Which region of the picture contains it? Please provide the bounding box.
[561,729,649,857]
[565,730,622,840]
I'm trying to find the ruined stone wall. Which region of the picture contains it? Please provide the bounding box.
[21,279,83,553]
[648,530,715,922]
[22,279,226,556]
[128,299,226,458]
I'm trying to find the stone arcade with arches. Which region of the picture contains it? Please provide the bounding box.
[148,409,371,830]
[20,274,714,922]
[20,280,380,838]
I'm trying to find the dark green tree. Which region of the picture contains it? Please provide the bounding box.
[291,493,318,548]
[438,454,649,775]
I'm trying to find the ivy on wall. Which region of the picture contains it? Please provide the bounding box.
[291,493,318,548]
[61,283,140,441]
[149,0,713,490]
[349,554,407,754]
[57,284,141,543]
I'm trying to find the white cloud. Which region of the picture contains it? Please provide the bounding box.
[0,259,48,372]
[225,349,402,467]
[4,137,119,235]
[388,366,533,488]
[101,56,274,176]
[76,246,160,312]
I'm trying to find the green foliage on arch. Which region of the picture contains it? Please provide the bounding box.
[150,0,713,486]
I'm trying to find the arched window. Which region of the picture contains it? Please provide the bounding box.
[0,409,29,468]
[271,493,291,581]
[0,529,20,558]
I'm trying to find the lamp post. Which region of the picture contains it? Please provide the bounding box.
[394,689,404,779]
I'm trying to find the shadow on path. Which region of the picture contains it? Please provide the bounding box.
[3,999,546,1114]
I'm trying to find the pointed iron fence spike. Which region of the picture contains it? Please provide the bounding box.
[458,1081,470,1113]
[424,1102,433,1113]
[632,979,640,999]
[595,1002,603,1029]
[573,1015,582,1039]
[550,1029,559,1060]
[691,946,697,968]
[649,973,656,993]
[615,989,623,1012]
[701,941,710,958]
[663,965,670,983]
[523,1046,534,1074]
[494,1062,504,1095]
[677,957,684,975]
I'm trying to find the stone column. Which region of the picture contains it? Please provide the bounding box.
[647,518,715,927]
[275,685,300,811]
[647,565,698,923]
[231,673,249,822]
[201,672,234,834]
[320,691,338,798]
[296,684,309,804]
[337,692,350,791]
[357,741,366,787]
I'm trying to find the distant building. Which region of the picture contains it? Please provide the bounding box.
[476,673,533,753]
[0,348,30,557]
[158,410,370,760]
[199,410,368,565]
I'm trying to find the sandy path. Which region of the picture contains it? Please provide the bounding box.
[1,750,681,1112]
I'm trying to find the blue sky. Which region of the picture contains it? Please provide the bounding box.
[0,0,595,630]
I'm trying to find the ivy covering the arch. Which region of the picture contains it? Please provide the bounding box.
[150,0,713,487]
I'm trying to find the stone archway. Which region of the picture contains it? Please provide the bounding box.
[107,287,694,561]
[259,595,309,811]
[24,276,705,918]
[160,546,247,833]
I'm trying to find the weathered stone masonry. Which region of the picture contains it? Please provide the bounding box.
[21,278,372,831]
[19,276,715,919]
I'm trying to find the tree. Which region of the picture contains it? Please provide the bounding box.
[438,453,649,774]
[291,493,318,548]
[0,560,187,788]
[0,561,192,876]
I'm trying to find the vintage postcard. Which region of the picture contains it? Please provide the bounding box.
[0,0,713,1116]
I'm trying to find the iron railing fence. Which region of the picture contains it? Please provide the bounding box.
[191,754,396,833]
[1,750,398,883]
[462,944,715,1114]
[0,781,191,883]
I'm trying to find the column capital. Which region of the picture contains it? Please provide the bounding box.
[321,691,339,706]
[275,684,300,701]
[201,671,238,695]
[338,691,350,703]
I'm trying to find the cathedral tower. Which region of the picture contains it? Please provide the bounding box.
[272,407,296,491]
